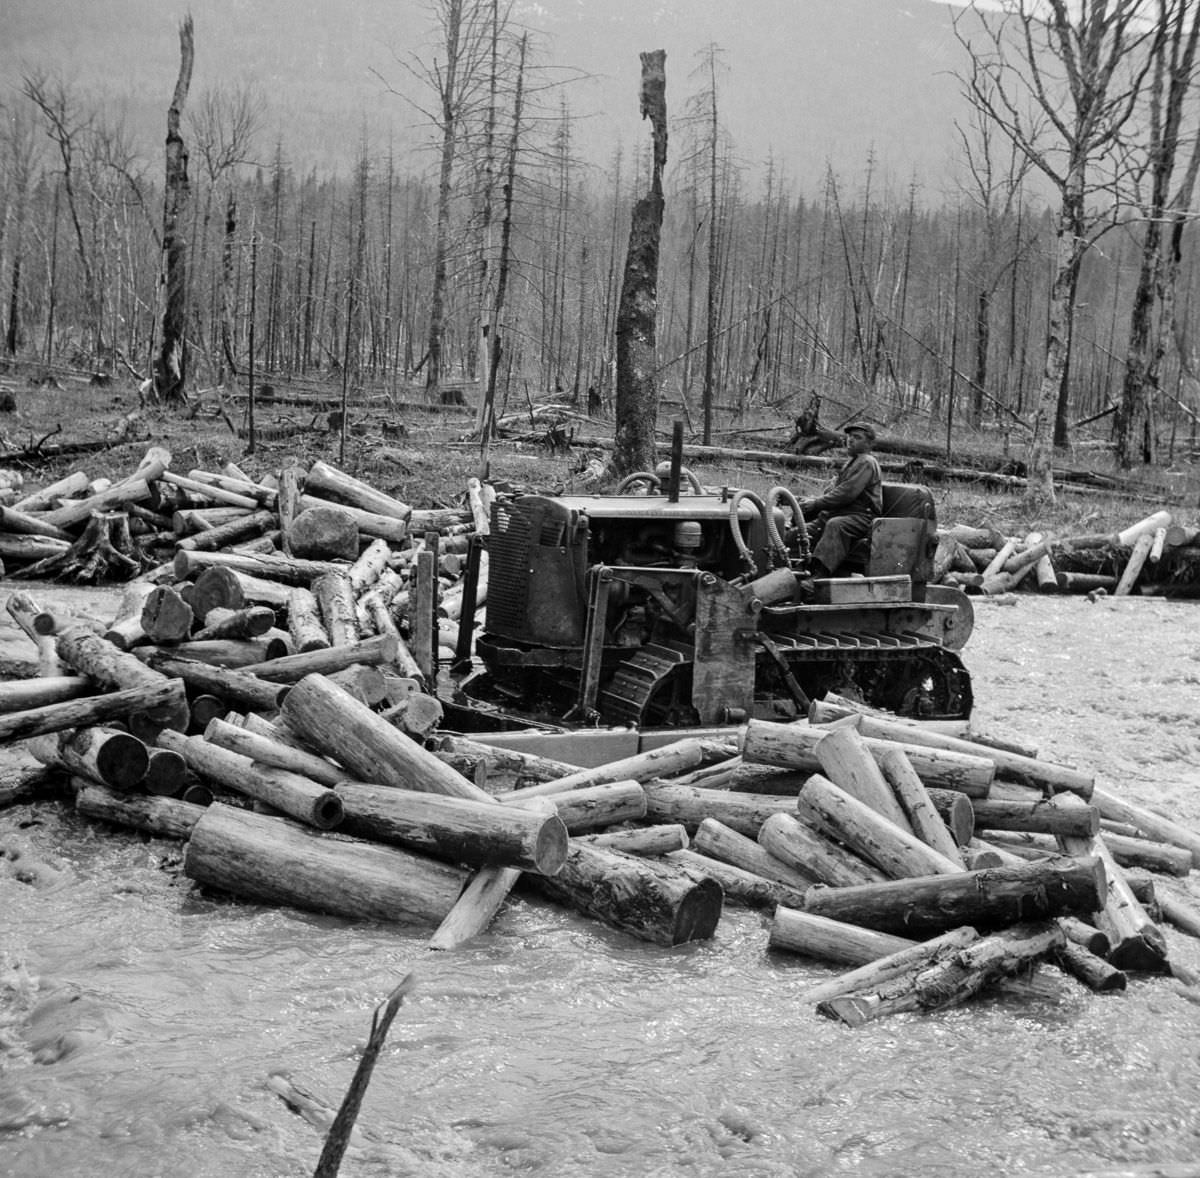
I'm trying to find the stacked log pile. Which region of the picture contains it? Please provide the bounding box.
[934,509,1200,599]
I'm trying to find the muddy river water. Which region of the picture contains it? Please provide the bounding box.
[3,591,1200,1177]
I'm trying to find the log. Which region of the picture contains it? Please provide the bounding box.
[666,847,808,909]
[853,714,1094,798]
[203,717,345,787]
[239,634,399,682]
[1115,509,1172,547]
[303,458,412,522]
[800,926,981,1005]
[969,794,1101,838]
[1058,915,1110,956]
[1053,940,1127,992]
[496,737,708,801]
[641,781,801,838]
[281,673,492,802]
[334,780,568,874]
[140,585,195,645]
[1059,822,1169,972]
[531,840,723,946]
[0,505,72,541]
[27,724,149,791]
[0,675,92,714]
[427,865,523,951]
[141,653,289,713]
[757,810,888,887]
[286,587,331,653]
[814,726,912,832]
[1114,531,1155,597]
[312,570,359,646]
[12,469,90,513]
[184,802,466,924]
[39,478,151,529]
[176,509,276,552]
[158,730,343,830]
[6,590,61,674]
[1159,892,1200,939]
[173,548,347,587]
[150,637,288,668]
[802,856,1108,935]
[817,922,1065,1026]
[585,824,689,855]
[410,549,436,682]
[432,734,579,792]
[881,750,968,864]
[142,746,188,796]
[0,533,71,562]
[160,470,259,509]
[347,537,391,596]
[103,580,157,651]
[691,816,823,892]
[75,780,206,839]
[297,494,407,544]
[1056,571,1118,594]
[512,779,647,834]
[187,469,277,505]
[0,678,187,743]
[1091,784,1200,867]
[192,605,276,642]
[173,505,253,534]
[740,719,994,796]
[797,774,964,879]
[769,907,916,965]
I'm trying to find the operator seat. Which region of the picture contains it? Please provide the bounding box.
[838,482,937,589]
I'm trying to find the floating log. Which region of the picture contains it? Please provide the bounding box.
[797,774,964,879]
[427,866,523,951]
[531,840,723,946]
[666,847,808,909]
[281,673,492,802]
[814,726,912,832]
[641,781,801,837]
[158,730,343,830]
[75,780,205,839]
[756,811,887,887]
[802,856,1107,936]
[740,719,994,796]
[800,926,981,1005]
[1054,940,1127,992]
[0,678,187,743]
[692,816,825,891]
[184,802,466,924]
[852,714,1094,798]
[880,749,968,864]
[817,922,1065,1026]
[335,780,567,874]
[769,908,916,965]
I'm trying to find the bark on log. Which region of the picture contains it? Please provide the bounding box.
[27,724,149,791]
[181,564,247,617]
[0,678,187,743]
[769,908,916,965]
[238,634,398,682]
[692,816,823,891]
[141,653,289,713]
[184,802,466,924]
[802,856,1107,936]
[103,580,157,651]
[334,780,567,874]
[1114,532,1155,597]
[642,781,801,838]
[149,637,287,668]
[666,847,808,909]
[12,470,90,513]
[203,717,345,787]
[797,774,965,879]
[312,571,359,646]
[303,459,412,522]
[531,840,723,946]
[173,548,346,587]
[427,866,523,951]
[281,673,492,802]
[740,719,994,796]
[432,734,579,793]
[347,538,391,596]
[878,747,967,866]
[814,726,913,832]
[1092,784,1200,867]
[176,509,276,552]
[287,587,331,653]
[158,730,343,829]
[969,794,1101,838]
[140,585,195,645]
[75,780,205,839]
[0,505,72,541]
[1053,940,1127,992]
[40,478,151,529]
[510,779,647,834]
[7,590,62,674]
[297,494,407,544]
[817,922,1065,1026]
[757,810,888,887]
[192,605,276,642]
[585,824,689,855]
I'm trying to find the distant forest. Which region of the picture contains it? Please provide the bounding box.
[2,0,1198,482]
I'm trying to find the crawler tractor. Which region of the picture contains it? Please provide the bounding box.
[456,469,974,729]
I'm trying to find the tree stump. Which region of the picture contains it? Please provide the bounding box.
[13,511,142,582]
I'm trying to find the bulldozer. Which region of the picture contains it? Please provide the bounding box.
[450,463,974,731]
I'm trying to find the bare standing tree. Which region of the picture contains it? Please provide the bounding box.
[955,1,1155,504]
[155,15,195,404]
[2,105,40,356]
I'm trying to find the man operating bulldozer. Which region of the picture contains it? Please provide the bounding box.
[798,422,882,579]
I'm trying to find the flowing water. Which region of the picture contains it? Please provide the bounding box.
[3,590,1200,1177]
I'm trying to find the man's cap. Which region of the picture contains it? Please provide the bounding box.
[844,422,876,441]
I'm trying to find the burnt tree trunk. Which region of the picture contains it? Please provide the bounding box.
[155,16,195,404]
[613,50,667,477]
